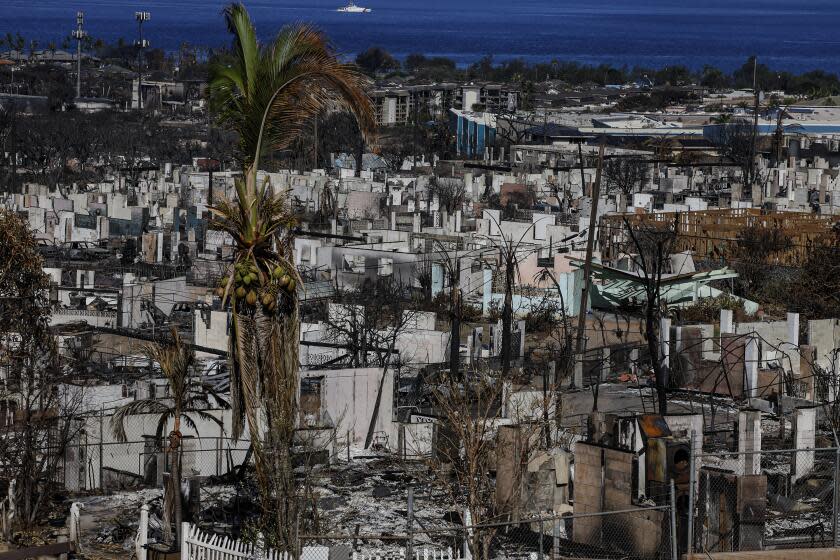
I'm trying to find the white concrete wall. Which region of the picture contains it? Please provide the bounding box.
[305,367,397,447]
[193,310,229,354]
[70,408,248,490]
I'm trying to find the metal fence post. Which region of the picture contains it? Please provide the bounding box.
[180,522,191,560]
[687,430,696,559]
[98,408,104,490]
[538,519,544,560]
[294,515,300,560]
[670,480,678,560]
[406,486,414,560]
[137,504,149,560]
[834,447,840,547]
[463,508,472,560]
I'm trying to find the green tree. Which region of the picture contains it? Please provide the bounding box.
[701,65,730,89]
[207,2,374,549]
[355,46,399,75]
[732,225,793,299]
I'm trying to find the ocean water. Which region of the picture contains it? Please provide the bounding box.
[3,0,840,73]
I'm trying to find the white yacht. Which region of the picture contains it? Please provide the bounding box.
[337,2,371,13]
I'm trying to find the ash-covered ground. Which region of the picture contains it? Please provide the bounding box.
[71,450,460,559]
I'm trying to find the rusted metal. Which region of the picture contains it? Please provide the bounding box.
[601,208,835,264]
[639,414,672,439]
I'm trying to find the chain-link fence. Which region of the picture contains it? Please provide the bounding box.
[688,446,840,556]
[62,437,251,492]
[301,504,677,560]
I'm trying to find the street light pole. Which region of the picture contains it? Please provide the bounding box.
[72,11,86,100]
[134,11,151,110]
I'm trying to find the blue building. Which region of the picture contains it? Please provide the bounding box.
[703,120,840,144]
[449,109,496,159]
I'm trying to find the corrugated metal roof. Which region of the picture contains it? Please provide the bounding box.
[300,280,335,302]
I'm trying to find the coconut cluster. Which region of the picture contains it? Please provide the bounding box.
[215,261,296,314]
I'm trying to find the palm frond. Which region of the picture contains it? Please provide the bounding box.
[230,311,262,440]
[222,3,260,103]
[142,327,195,405]
[110,400,171,442]
[182,410,226,437]
[155,409,177,443]
[209,4,374,181]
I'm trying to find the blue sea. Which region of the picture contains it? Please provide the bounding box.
[3,0,840,73]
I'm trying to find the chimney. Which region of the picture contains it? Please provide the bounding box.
[745,335,759,398]
[791,406,816,483]
[738,409,762,476]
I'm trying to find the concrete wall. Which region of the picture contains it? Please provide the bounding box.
[302,367,397,448]
[807,318,840,369]
[399,421,434,458]
[152,276,188,316]
[572,442,604,543]
[318,245,420,290]
[736,320,789,367]
[50,309,117,328]
[573,442,664,558]
[193,309,229,354]
[65,408,248,491]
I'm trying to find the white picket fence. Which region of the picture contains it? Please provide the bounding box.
[180,523,329,560]
[126,519,470,560]
[351,547,465,560]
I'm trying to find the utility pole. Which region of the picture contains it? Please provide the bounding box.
[313,116,319,170]
[134,11,151,110]
[574,140,606,360]
[749,56,760,189]
[449,254,462,379]
[72,12,86,99]
[576,139,586,205]
[543,110,548,145]
[412,91,418,168]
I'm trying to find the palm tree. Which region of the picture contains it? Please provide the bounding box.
[207,3,374,548]
[110,329,228,544]
[712,112,733,124]
[209,3,374,200]
[14,34,25,64]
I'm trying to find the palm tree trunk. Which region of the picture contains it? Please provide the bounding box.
[274,442,297,547]
[173,449,183,545]
[162,461,173,544]
[245,308,300,551]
